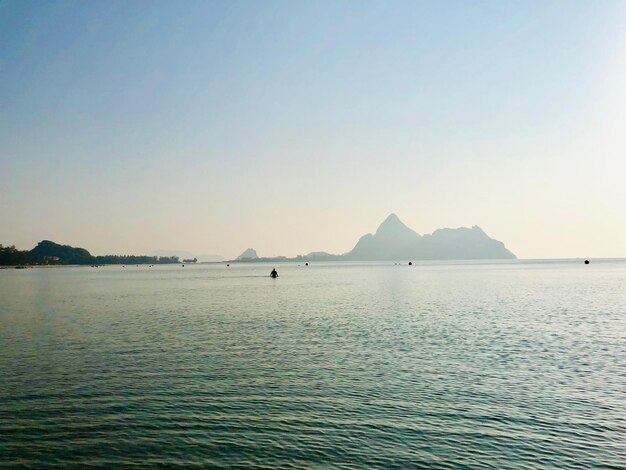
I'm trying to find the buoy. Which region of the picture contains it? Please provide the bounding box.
[305,262,308,266]
[408,261,412,266]
[227,264,229,267]
[584,260,589,265]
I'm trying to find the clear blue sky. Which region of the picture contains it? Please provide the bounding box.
[1,0,625,258]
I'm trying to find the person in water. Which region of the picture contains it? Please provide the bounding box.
[270,268,278,278]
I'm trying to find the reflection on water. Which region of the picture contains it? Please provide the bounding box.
[1,261,625,467]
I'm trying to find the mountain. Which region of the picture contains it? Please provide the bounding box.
[229,215,515,263]
[410,226,516,260]
[343,214,421,260]
[343,215,516,260]
[152,250,226,262]
[30,240,93,264]
[305,251,339,261]
[236,248,258,260]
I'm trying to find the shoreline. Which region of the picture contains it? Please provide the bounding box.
[3,257,626,270]
[0,263,182,269]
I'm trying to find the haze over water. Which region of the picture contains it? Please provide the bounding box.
[1,261,625,467]
[2,1,626,258]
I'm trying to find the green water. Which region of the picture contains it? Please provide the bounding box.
[1,261,625,467]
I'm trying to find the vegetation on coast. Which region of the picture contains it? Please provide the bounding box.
[0,241,180,266]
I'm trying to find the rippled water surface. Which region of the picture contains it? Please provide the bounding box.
[1,261,625,468]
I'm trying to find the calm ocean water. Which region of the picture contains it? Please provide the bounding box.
[1,260,625,468]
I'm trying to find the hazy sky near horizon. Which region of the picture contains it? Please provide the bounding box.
[1,0,625,259]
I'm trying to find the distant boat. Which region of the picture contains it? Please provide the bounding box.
[182,258,198,263]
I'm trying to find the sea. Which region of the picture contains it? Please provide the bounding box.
[1,260,625,468]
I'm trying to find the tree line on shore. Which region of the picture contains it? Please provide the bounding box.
[0,240,180,266]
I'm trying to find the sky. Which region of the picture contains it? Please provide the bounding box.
[1,0,625,259]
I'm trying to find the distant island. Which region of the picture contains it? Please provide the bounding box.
[0,240,180,266]
[230,214,516,263]
[1,214,516,267]
[236,248,259,261]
